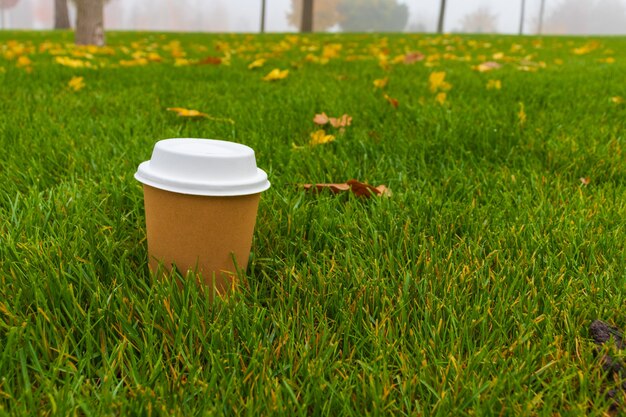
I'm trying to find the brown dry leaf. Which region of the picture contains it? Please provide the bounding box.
[384,94,399,109]
[473,61,502,72]
[197,56,222,65]
[404,51,425,64]
[329,114,352,128]
[313,112,330,125]
[301,179,391,198]
[580,177,590,186]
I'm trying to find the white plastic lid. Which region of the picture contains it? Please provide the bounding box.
[134,138,270,196]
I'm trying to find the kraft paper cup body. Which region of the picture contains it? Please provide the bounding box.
[135,138,270,295]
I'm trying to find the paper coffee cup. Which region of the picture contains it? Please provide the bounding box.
[134,138,270,295]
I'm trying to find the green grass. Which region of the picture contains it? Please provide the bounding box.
[0,30,625,416]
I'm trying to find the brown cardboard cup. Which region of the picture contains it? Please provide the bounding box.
[135,139,270,295]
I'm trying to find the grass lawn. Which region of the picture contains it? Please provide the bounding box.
[0,30,625,416]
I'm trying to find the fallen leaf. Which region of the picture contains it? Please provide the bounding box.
[119,58,149,67]
[167,107,208,118]
[473,61,501,72]
[313,113,330,125]
[486,79,502,90]
[611,96,624,104]
[166,107,235,124]
[404,51,425,64]
[174,58,192,66]
[197,55,222,65]
[301,179,390,198]
[263,68,289,81]
[16,55,32,68]
[373,77,388,89]
[518,102,527,125]
[68,76,85,91]
[309,130,335,146]
[248,58,266,69]
[429,71,451,92]
[55,56,92,68]
[329,114,352,128]
[580,177,590,186]
[384,94,399,109]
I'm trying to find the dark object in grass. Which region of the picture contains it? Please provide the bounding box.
[590,320,626,408]
[301,179,391,198]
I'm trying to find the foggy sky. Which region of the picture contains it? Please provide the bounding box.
[2,0,626,35]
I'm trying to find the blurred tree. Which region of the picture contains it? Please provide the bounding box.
[260,0,266,32]
[437,0,446,33]
[287,0,342,31]
[75,0,104,45]
[301,0,313,31]
[55,0,70,29]
[543,0,626,34]
[337,0,408,32]
[459,7,498,33]
[537,0,546,34]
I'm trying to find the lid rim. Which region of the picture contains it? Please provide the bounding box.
[135,163,270,197]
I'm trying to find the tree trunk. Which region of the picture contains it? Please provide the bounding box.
[54,0,70,29]
[518,0,526,35]
[537,0,546,34]
[260,0,266,33]
[437,0,446,33]
[75,0,105,46]
[301,0,313,32]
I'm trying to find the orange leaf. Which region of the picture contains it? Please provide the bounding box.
[384,94,399,109]
[329,114,352,128]
[580,177,590,186]
[313,113,330,125]
[473,61,501,72]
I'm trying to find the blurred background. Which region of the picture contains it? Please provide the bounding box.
[2,0,626,35]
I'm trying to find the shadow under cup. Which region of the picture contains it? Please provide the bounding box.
[142,184,261,294]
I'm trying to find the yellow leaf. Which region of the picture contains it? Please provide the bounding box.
[119,58,148,67]
[486,79,501,90]
[16,56,32,68]
[263,68,289,81]
[68,76,85,92]
[599,57,615,64]
[429,71,451,93]
[167,107,208,118]
[435,92,447,105]
[248,58,266,69]
[55,56,92,68]
[373,77,388,89]
[309,130,335,146]
[322,43,342,59]
[518,102,527,126]
[611,96,624,104]
[174,58,191,67]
